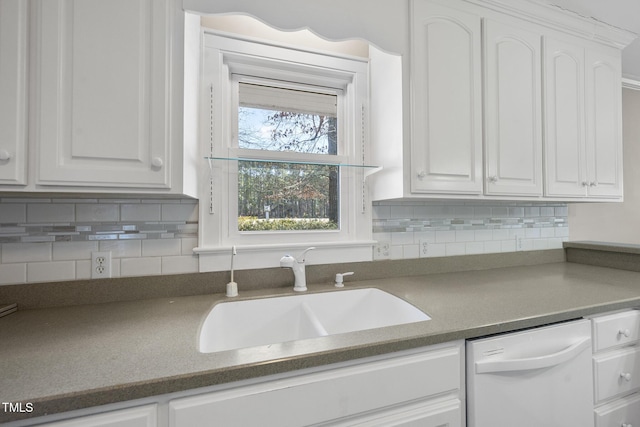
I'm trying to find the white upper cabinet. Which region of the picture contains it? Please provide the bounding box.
[483,19,543,196]
[0,0,28,185]
[585,46,623,198]
[35,0,171,189]
[410,1,483,195]
[544,37,623,199]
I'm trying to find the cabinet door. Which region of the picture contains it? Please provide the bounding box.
[0,0,28,185]
[39,404,157,427]
[410,1,483,195]
[35,0,171,189]
[543,37,587,197]
[584,46,623,198]
[484,19,542,196]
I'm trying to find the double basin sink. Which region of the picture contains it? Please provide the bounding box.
[199,288,431,353]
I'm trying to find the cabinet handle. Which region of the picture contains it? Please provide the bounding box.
[0,149,10,161]
[589,181,598,187]
[621,423,633,427]
[620,372,632,382]
[151,157,164,169]
[619,328,631,338]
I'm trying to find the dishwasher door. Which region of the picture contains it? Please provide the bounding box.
[466,319,594,427]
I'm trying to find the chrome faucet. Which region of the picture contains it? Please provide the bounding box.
[280,247,315,292]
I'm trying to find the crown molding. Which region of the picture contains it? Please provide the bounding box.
[622,78,640,91]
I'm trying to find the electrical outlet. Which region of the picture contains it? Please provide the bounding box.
[373,240,391,260]
[91,251,112,279]
[516,235,523,251]
[419,240,429,258]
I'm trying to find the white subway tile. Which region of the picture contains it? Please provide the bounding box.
[455,230,475,242]
[120,204,161,221]
[453,206,474,218]
[142,239,181,257]
[555,227,569,237]
[391,232,414,245]
[181,238,198,255]
[162,255,199,275]
[372,205,390,220]
[390,245,404,259]
[445,243,466,256]
[389,205,413,219]
[426,243,446,257]
[76,204,119,222]
[27,204,75,223]
[465,242,485,254]
[162,203,198,222]
[532,239,548,250]
[98,240,141,258]
[2,242,51,263]
[501,240,516,252]
[525,228,541,238]
[75,260,92,280]
[475,230,493,241]
[0,263,26,285]
[474,207,492,218]
[120,257,161,277]
[555,206,568,216]
[436,230,456,243]
[540,207,554,216]
[484,241,502,253]
[492,229,510,240]
[509,229,526,238]
[0,203,26,223]
[403,244,419,259]
[414,231,435,244]
[53,241,99,261]
[525,207,540,217]
[548,238,565,249]
[509,207,525,217]
[27,261,76,283]
[540,227,556,238]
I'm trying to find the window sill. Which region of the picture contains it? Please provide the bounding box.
[195,240,375,272]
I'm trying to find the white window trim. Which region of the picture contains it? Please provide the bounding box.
[196,31,374,271]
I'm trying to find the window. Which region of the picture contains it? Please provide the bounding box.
[198,30,374,268]
[236,82,340,232]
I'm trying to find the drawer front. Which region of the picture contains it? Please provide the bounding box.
[595,392,640,427]
[594,346,640,403]
[170,344,462,427]
[593,310,640,352]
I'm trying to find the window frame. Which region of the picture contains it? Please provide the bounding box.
[197,31,374,270]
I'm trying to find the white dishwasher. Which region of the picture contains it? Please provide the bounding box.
[466,319,594,427]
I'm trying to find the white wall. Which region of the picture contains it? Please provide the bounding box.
[569,88,640,242]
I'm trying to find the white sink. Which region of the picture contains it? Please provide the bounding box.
[199,288,431,353]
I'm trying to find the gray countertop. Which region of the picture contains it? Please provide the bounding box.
[2,260,640,423]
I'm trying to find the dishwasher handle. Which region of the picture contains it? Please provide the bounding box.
[475,337,591,374]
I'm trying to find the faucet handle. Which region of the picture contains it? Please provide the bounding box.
[299,247,316,262]
[335,272,355,288]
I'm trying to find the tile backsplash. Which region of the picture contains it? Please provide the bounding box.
[0,197,199,285]
[373,200,568,259]
[0,197,569,286]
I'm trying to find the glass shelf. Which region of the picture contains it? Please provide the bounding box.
[205,156,382,178]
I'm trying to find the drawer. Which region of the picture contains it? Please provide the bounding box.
[594,346,640,403]
[592,310,640,352]
[595,392,640,427]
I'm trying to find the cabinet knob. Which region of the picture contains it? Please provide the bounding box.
[619,328,631,338]
[0,149,10,161]
[488,176,498,183]
[151,157,164,168]
[621,423,633,427]
[589,181,598,187]
[417,170,426,179]
[581,181,589,187]
[620,372,632,382]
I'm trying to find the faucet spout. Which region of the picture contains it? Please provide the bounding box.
[280,247,316,292]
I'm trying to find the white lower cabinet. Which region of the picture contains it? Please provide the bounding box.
[37,405,157,427]
[590,310,640,427]
[169,342,464,427]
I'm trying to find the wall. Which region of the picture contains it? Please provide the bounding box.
[0,195,568,285]
[569,88,640,242]
[374,201,568,259]
[0,197,198,285]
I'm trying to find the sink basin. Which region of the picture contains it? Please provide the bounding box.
[199,288,430,353]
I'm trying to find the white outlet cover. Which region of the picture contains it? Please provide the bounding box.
[91,251,112,279]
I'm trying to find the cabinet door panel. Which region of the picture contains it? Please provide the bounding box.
[411,1,482,194]
[484,19,542,196]
[585,47,623,198]
[0,0,28,185]
[544,37,586,197]
[35,0,171,188]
